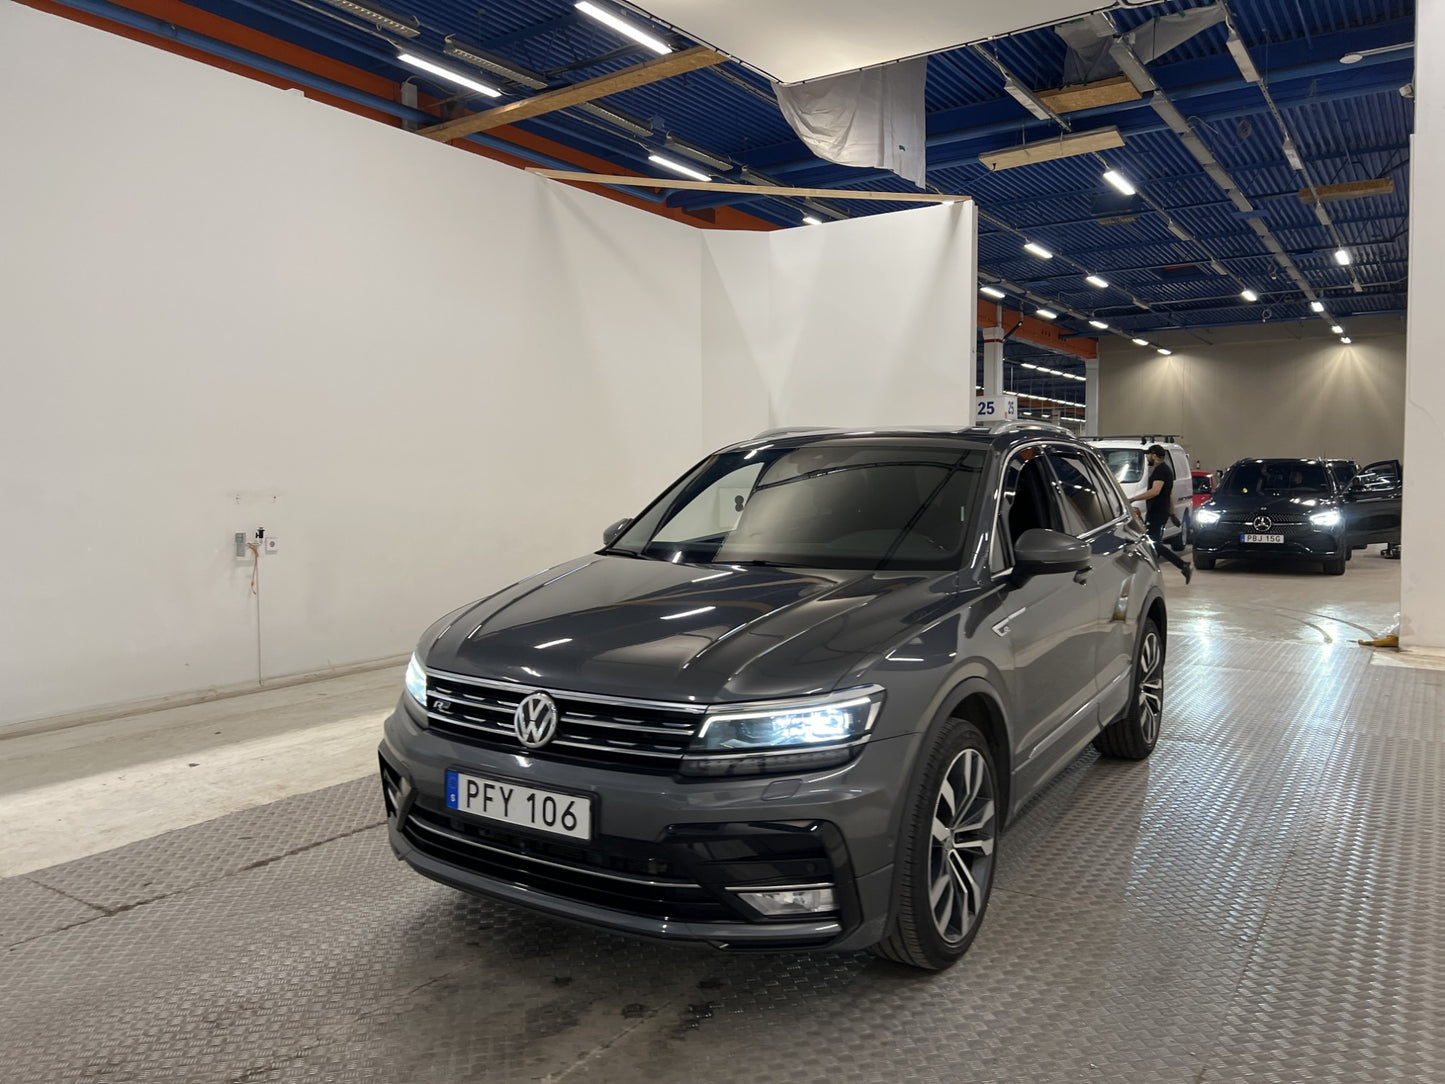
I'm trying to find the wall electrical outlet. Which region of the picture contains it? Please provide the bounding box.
[264,537,279,554]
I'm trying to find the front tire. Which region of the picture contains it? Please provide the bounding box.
[1323,554,1346,575]
[873,722,998,971]
[1094,616,1164,760]
[1195,554,1216,571]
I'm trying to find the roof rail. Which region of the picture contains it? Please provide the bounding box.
[985,420,1072,436]
[748,426,835,440]
[1090,433,1180,444]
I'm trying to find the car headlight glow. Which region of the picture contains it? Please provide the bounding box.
[1194,508,1221,527]
[404,653,428,706]
[1309,508,1343,528]
[681,687,884,777]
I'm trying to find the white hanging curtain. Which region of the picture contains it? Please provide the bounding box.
[774,58,928,189]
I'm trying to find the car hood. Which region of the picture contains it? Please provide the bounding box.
[424,555,963,703]
[1205,492,1335,517]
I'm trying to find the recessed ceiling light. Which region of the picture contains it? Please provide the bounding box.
[1241,288,1258,302]
[1089,319,1109,330]
[1023,241,1054,259]
[1132,337,1149,346]
[1035,308,1058,320]
[1310,300,1325,312]
[1085,275,1109,288]
[1102,170,1137,196]
[980,285,1007,299]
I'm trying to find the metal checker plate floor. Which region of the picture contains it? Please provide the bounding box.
[2,638,1443,1083]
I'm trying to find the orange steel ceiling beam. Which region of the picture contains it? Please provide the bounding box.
[979,300,1097,360]
[18,0,776,232]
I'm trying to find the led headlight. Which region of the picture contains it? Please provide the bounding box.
[404,653,428,706]
[681,686,884,777]
[1194,508,1222,527]
[1309,508,1343,528]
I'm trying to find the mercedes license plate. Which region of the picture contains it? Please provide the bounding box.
[1242,533,1285,543]
[446,770,592,839]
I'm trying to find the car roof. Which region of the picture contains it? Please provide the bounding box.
[722,424,1088,457]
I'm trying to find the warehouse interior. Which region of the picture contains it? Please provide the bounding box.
[1,0,1441,1080]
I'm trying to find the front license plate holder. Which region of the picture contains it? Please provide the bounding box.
[1241,533,1285,543]
[445,769,594,840]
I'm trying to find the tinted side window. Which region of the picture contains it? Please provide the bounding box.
[1048,449,1114,534]
[1082,454,1126,520]
[1000,450,1059,545]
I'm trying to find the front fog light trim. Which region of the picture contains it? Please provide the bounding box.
[732,884,837,916]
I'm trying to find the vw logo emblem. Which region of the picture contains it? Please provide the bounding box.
[514,691,559,749]
[1251,515,1274,532]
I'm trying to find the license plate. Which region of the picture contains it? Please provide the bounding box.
[1241,533,1285,543]
[446,770,592,840]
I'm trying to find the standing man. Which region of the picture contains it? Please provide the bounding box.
[1130,444,1192,583]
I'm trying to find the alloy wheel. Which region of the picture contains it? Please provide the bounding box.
[928,748,997,944]
[1137,629,1163,745]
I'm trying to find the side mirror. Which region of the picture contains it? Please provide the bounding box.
[1012,528,1091,580]
[601,518,632,548]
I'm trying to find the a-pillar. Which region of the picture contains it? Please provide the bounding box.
[1401,5,1445,654]
[1084,356,1100,436]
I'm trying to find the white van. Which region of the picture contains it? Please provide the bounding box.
[1086,436,1195,550]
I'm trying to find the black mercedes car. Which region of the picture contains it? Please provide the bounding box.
[1192,457,1359,573]
[379,425,1166,970]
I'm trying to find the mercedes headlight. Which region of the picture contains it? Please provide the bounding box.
[681,686,884,777]
[1194,507,1221,527]
[1309,508,1343,528]
[404,653,428,706]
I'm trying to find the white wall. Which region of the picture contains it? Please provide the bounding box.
[0,4,978,725]
[1098,320,1406,475]
[0,3,702,724]
[1401,3,1445,654]
[700,202,978,448]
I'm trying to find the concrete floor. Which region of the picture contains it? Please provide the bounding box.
[1,545,1441,1083]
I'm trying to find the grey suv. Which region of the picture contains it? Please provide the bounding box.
[379,425,1167,970]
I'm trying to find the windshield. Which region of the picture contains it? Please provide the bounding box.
[609,441,986,570]
[1101,448,1147,485]
[1221,460,1331,496]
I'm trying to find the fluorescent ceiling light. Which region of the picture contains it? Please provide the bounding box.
[1241,288,1258,302]
[1281,138,1304,172]
[1310,300,1326,313]
[1023,241,1053,259]
[1167,222,1193,242]
[1089,319,1109,329]
[1209,259,1229,276]
[664,135,732,173]
[1157,348,1172,356]
[1085,275,1109,288]
[1226,31,1261,83]
[1132,337,1148,346]
[575,1,672,55]
[802,215,823,226]
[1102,170,1137,196]
[443,37,548,88]
[1035,308,1058,320]
[1334,248,1352,265]
[980,285,1007,299]
[397,53,502,97]
[648,153,711,182]
[320,0,419,37]
[1003,78,1054,122]
[1340,337,1353,344]
[577,102,653,137]
[1330,324,1344,334]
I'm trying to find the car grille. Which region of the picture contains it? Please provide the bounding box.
[400,801,731,922]
[1215,512,1315,539]
[423,668,706,773]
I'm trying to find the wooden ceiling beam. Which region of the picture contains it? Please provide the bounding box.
[1298,178,1396,204]
[420,46,728,142]
[979,128,1126,171]
[526,169,970,203]
[1036,76,1142,114]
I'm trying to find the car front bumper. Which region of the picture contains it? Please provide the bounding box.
[1192,524,1346,562]
[378,700,905,952]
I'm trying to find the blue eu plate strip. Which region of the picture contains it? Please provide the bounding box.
[446,769,459,809]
